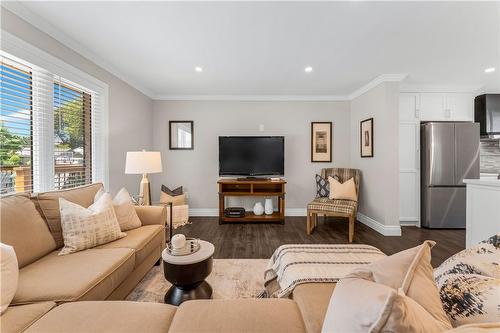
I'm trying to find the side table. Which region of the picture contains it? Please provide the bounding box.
[162,240,214,306]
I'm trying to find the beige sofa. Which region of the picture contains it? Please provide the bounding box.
[1,183,167,332]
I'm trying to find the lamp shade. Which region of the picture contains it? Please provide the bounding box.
[125,151,162,174]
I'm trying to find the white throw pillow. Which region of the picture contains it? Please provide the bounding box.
[95,188,142,231]
[328,177,357,201]
[59,193,126,256]
[1,243,19,314]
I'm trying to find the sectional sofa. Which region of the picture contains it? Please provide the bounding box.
[1,183,334,333]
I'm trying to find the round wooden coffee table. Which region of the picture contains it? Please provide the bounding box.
[162,240,214,306]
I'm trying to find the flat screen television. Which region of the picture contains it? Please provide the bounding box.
[219,136,284,176]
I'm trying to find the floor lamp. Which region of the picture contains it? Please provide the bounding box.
[125,150,162,205]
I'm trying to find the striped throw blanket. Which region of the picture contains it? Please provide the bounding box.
[263,244,386,298]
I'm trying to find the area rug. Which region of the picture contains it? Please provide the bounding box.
[126,259,268,302]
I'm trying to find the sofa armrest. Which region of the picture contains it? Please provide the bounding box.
[135,205,166,227]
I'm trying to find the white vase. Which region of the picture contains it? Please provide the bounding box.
[253,202,264,216]
[264,198,273,215]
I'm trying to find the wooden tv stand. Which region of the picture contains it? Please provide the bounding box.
[218,178,286,224]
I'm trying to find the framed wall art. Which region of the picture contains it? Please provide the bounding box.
[311,122,332,162]
[360,117,373,157]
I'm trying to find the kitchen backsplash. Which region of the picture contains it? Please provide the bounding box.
[480,139,500,174]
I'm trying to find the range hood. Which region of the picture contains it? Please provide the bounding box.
[475,94,500,138]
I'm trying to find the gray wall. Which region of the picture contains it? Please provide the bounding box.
[151,100,351,210]
[350,82,400,227]
[1,9,154,194]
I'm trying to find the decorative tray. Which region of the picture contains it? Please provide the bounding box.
[166,238,200,256]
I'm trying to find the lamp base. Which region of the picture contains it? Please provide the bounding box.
[140,174,152,205]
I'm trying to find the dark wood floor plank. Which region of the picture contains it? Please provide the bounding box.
[177,216,465,267]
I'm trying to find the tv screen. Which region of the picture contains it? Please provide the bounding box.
[219,136,284,176]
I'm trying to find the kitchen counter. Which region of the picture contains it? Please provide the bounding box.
[463,178,500,248]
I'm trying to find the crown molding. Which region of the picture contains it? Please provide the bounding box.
[154,94,351,102]
[348,74,408,100]
[2,2,155,99]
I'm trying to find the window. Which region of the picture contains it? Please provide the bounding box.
[53,79,92,189]
[0,48,106,195]
[0,59,33,194]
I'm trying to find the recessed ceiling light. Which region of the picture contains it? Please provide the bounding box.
[484,67,496,73]
[195,66,203,72]
[304,66,313,73]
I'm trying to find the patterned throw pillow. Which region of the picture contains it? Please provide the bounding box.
[58,193,126,256]
[316,174,340,198]
[161,185,183,196]
[434,234,500,327]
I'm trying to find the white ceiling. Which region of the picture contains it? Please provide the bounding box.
[4,1,500,99]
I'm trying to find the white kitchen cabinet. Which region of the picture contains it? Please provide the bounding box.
[446,93,474,121]
[419,93,446,121]
[399,93,419,122]
[418,93,474,122]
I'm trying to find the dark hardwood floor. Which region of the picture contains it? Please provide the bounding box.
[176,216,465,267]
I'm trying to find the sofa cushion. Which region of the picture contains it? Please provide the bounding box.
[1,243,19,314]
[12,248,134,304]
[35,183,103,247]
[0,302,56,333]
[24,301,177,333]
[97,225,164,266]
[293,283,336,333]
[0,194,56,268]
[169,299,306,333]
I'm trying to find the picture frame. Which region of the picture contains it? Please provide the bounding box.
[169,121,194,150]
[360,117,374,157]
[311,122,332,162]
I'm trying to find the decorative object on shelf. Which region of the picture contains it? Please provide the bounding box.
[253,202,264,216]
[125,150,162,205]
[360,118,374,157]
[169,121,194,150]
[311,122,332,162]
[264,198,273,215]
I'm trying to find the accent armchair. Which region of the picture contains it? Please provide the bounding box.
[306,168,360,242]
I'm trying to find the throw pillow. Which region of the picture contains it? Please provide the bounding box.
[95,188,142,231]
[315,175,330,198]
[434,234,500,327]
[160,192,187,206]
[328,176,357,201]
[1,243,18,314]
[58,193,126,256]
[322,241,452,333]
[161,185,183,196]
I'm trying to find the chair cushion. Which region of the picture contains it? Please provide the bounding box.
[169,299,306,333]
[307,197,357,216]
[12,248,134,304]
[24,301,177,333]
[292,283,336,333]
[1,302,56,333]
[34,183,104,247]
[0,193,56,268]
[97,225,164,266]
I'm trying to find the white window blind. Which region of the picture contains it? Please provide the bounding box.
[0,51,106,195]
[0,58,33,193]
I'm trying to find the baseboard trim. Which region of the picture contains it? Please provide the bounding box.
[189,208,307,217]
[400,221,419,227]
[357,213,402,236]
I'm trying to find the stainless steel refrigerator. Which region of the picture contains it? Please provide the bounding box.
[421,122,480,228]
